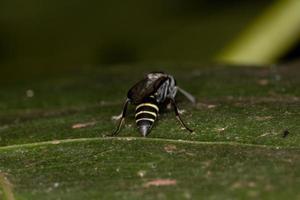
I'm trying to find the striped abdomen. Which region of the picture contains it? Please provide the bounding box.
[135,96,159,136]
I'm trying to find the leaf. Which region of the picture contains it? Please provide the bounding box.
[0,138,300,199]
[143,179,177,188]
[0,64,300,199]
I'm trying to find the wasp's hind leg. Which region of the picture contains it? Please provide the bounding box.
[111,99,130,136]
[169,98,193,133]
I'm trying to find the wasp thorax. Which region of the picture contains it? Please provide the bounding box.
[135,96,159,137]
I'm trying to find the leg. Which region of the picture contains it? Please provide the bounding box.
[169,98,193,133]
[111,99,130,136]
[177,86,196,105]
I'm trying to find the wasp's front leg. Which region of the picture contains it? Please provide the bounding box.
[111,99,130,136]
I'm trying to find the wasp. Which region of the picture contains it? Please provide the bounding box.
[112,72,196,137]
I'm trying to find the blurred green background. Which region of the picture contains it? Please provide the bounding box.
[1,0,300,74]
[0,1,278,68]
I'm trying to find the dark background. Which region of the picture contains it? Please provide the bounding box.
[1,0,298,74]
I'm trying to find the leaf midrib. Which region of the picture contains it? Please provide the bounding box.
[0,137,299,151]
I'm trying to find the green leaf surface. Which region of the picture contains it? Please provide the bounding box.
[0,63,300,199]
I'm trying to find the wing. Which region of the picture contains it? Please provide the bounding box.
[127,75,168,104]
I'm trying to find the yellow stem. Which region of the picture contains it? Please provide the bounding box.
[217,0,300,65]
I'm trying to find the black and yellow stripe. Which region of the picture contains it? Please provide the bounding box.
[135,96,159,128]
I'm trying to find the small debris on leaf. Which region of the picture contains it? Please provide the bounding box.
[196,102,217,109]
[183,191,192,199]
[282,129,289,138]
[257,132,271,138]
[207,104,217,109]
[248,181,256,188]
[164,144,177,153]
[26,89,35,98]
[72,121,96,129]
[231,181,243,189]
[255,116,273,121]
[53,182,60,188]
[257,79,269,86]
[215,127,227,133]
[143,179,177,188]
[137,170,147,178]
